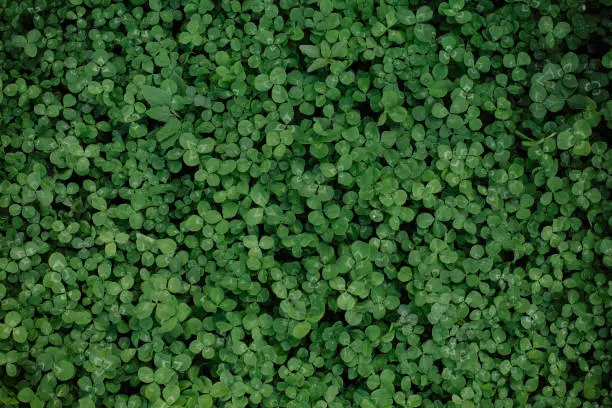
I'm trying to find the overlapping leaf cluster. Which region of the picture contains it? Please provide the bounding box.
[0,0,611,407]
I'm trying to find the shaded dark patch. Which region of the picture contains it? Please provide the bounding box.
[499,250,514,263]
[479,110,496,128]
[173,162,198,179]
[275,247,297,263]
[512,254,528,269]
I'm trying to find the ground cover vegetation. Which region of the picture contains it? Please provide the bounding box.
[0,0,611,407]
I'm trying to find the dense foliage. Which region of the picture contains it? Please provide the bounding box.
[0,0,611,407]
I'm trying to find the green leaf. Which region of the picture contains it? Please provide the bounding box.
[138,367,154,383]
[156,118,181,145]
[156,303,177,321]
[279,103,294,124]
[407,394,422,407]
[141,85,172,106]
[416,6,433,22]
[388,106,408,123]
[466,291,483,308]
[250,183,270,207]
[154,366,175,385]
[13,35,27,47]
[572,140,591,156]
[529,83,547,103]
[5,311,21,327]
[557,130,575,150]
[308,58,328,72]
[133,302,155,319]
[163,384,181,404]
[371,21,387,37]
[432,103,448,118]
[292,321,311,339]
[331,41,348,59]
[245,208,264,225]
[24,44,37,57]
[299,44,320,58]
[204,210,222,224]
[495,97,512,120]
[254,74,273,92]
[337,293,356,310]
[53,361,75,381]
[48,253,66,271]
[238,120,254,136]
[561,52,579,73]
[428,80,452,98]
[539,16,554,34]
[414,24,435,42]
[157,238,177,255]
[572,119,592,139]
[320,41,331,59]
[553,22,571,39]
[270,67,287,85]
[146,106,173,122]
[211,382,230,398]
[381,88,403,109]
[17,388,35,403]
[416,213,434,228]
[603,51,612,69]
[182,215,204,232]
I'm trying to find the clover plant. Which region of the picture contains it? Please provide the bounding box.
[0,0,611,407]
